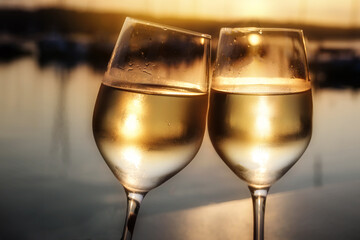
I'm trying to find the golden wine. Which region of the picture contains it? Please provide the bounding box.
[208,80,312,188]
[93,83,208,192]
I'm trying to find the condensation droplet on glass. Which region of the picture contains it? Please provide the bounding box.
[259,30,263,34]
[143,70,151,75]
[168,123,171,126]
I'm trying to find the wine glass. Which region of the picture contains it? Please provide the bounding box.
[208,28,312,240]
[92,17,211,240]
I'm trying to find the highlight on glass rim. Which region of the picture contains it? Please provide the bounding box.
[1,1,360,239]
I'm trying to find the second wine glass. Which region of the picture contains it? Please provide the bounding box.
[92,18,211,240]
[208,28,313,240]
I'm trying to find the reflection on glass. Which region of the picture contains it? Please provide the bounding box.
[248,33,261,46]
[92,17,211,240]
[208,28,313,240]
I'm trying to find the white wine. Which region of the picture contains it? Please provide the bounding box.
[208,79,312,188]
[93,83,208,192]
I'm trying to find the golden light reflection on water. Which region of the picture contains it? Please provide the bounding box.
[2,57,360,239]
[147,198,253,239]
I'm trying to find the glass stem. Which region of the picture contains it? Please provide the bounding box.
[121,189,147,240]
[249,186,270,240]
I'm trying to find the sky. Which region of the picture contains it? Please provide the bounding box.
[0,0,359,27]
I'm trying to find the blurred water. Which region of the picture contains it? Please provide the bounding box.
[0,56,360,239]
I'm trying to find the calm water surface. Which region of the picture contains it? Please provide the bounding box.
[1,57,360,239]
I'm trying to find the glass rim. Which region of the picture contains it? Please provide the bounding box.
[220,27,304,34]
[125,17,212,39]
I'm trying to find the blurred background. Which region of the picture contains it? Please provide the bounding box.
[0,0,360,239]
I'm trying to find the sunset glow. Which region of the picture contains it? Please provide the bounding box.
[1,0,359,27]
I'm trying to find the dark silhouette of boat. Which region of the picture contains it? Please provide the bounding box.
[310,46,360,88]
[0,38,32,62]
[36,32,88,68]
